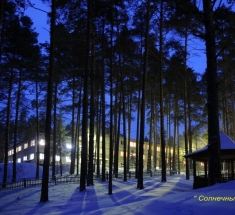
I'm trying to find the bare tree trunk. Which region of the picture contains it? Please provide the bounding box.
[13,68,23,182]
[147,90,154,172]
[203,0,221,186]
[109,0,114,194]
[159,0,166,182]
[2,70,13,188]
[80,0,92,192]
[177,120,180,174]
[188,102,193,170]
[40,0,55,202]
[76,82,82,175]
[172,94,178,172]
[114,102,121,178]
[87,21,95,186]
[135,82,141,179]
[58,132,62,176]
[137,0,150,189]
[36,69,40,179]
[127,97,132,173]
[52,82,58,178]
[70,76,76,175]
[183,28,189,180]
[96,96,101,177]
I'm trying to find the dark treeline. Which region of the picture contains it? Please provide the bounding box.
[1,0,235,201]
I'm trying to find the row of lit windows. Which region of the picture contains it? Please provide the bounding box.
[120,152,148,159]
[8,139,41,156]
[15,153,35,163]
[39,154,71,162]
[14,153,71,163]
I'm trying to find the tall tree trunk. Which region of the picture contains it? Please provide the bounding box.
[114,102,121,177]
[168,105,171,172]
[159,0,166,182]
[76,85,82,175]
[137,0,150,189]
[87,22,95,186]
[40,0,55,202]
[2,70,13,188]
[80,0,92,192]
[147,90,154,172]
[127,97,132,172]
[184,28,189,180]
[153,93,157,170]
[113,87,119,177]
[70,76,76,175]
[172,94,178,172]
[96,96,101,177]
[101,19,106,182]
[135,78,141,179]
[188,102,193,170]
[177,120,180,174]
[36,69,40,179]
[52,82,57,178]
[223,69,229,135]
[12,68,23,182]
[109,0,114,194]
[203,0,221,186]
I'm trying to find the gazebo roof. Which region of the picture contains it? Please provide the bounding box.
[184,131,235,160]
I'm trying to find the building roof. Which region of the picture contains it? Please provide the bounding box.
[184,131,235,160]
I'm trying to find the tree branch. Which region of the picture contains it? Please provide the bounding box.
[27,0,48,14]
[216,46,226,59]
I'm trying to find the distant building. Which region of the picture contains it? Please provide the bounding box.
[7,133,185,173]
[7,134,72,165]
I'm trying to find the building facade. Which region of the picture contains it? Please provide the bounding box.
[7,133,186,173]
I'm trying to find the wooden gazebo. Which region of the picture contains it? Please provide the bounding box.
[184,131,235,189]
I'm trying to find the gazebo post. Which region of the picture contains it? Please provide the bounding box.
[193,159,196,179]
[231,160,234,180]
[204,160,207,179]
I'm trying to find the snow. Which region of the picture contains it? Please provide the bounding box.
[185,131,235,157]
[1,163,235,214]
[219,131,235,149]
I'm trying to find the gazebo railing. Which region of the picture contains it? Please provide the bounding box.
[221,173,235,182]
[194,175,207,182]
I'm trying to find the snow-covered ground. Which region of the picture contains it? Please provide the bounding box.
[0,163,235,214]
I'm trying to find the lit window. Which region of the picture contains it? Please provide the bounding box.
[130,142,136,147]
[17,158,21,163]
[120,151,127,157]
[39,153,44,160]
[66,143,72,149]
[66,156,71,162]
[56,155,60,161]
[143,155,145,159]
[11,149,14,154]
[39,139,45,145]
[17,146,22,152]
[9,150,11,156]
[23,156,27,161]
[24,143,28,149]
[30,140,35,146]
[30,153,34,160]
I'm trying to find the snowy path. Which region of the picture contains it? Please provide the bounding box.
[1,175,235,215]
